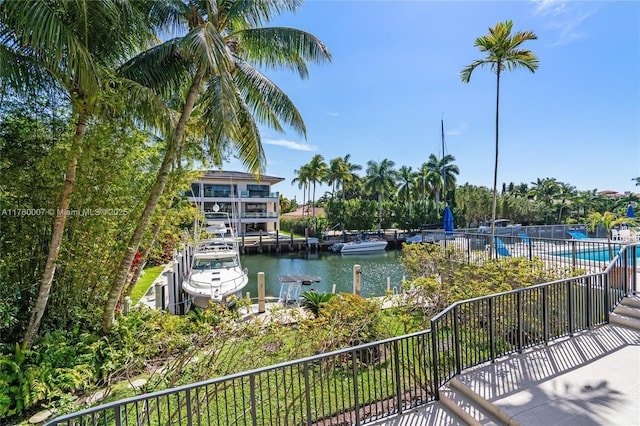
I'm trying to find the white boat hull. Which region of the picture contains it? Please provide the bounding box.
[340,240,388,254]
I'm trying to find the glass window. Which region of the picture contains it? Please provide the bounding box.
[203,184,232,197]
[190,183,200,197]
[246,184,270,197]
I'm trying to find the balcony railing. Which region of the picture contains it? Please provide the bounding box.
[241,212,278,219]
[239,191,279,198]
[45,244,637,426]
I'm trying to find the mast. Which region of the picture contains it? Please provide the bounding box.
[441,117,446,206]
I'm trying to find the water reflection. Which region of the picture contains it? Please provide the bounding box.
[241,250,405,299]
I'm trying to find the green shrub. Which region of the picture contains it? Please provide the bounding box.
[300,291,335,316]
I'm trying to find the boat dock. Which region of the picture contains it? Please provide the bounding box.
[238,230,408,254]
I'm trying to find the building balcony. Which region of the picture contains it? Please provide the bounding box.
[241,212,279,219]
[239,191,279,199]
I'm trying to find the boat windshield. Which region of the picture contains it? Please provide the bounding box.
[194,257,238,270]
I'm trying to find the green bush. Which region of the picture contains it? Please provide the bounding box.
[300,291,335,316]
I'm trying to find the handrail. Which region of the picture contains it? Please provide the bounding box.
[46,243,638,426]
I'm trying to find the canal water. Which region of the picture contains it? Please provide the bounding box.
[241,250,406,299]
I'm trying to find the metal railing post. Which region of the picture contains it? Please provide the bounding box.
[352,350,361,426]
[249,375,257,426]
[489,297,496,361]
[585,276,591,329]
[542,286,549,344]
[185,388,193,426]
[393,340,403,414]
[430,322,440,400]
[517,291,523,352]
[453,306,461,374]
[568,280,574,335]
[304,362,313,425]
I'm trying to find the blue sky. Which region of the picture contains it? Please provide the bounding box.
[225,0,640,202]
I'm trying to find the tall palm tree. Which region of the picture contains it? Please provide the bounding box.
[425,153,459,210]
[397,165,417,217]
[1,0,158,347]
[292,164,310,214]
[461,20,538,256]
[417,162,435,206]
[529,177,559,224]
[103,0,331,331]
[364,159,397,233]
[327,156,346,199]
[306,154,328,219]
[340,154,362,200]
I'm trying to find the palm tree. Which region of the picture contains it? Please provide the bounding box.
[587,211,628,260]
[529,177,560,224]
[425,153,459,210]
[103,0,331,331]
[461,20,538,256]
[340,154,362,200]
[364,159,397,233]
[1,0,158,347]
[327,156,347,199]
[306,154,328,219]
[292,164,311,214]
[417,162,434,206]
[397,166,417,218]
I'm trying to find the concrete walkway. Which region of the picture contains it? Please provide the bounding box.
[376,324,640,425]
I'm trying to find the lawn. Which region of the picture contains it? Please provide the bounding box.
[129,265,166,305]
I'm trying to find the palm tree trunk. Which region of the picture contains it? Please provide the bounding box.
[489,69,501,258]
[22,111,88,348]
[125,215,165,297]
[377,192,382,233]
[102,72,202,333]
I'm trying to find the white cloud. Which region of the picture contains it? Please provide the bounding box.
[447,122,468,136]
[533,0,568,16]
[263,138,317,151]
[327,111,340,117]
[531,0,598,46]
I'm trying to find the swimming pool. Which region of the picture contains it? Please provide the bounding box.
[553,246,637,262]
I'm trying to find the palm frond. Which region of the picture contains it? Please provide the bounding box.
[118,38,194,98]
[233,27,331,78]
[220,0,302,30]
[234,60,305,137]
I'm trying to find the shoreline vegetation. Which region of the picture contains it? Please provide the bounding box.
[1,245,579,424]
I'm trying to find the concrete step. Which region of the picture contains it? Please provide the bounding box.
[610,296,640,330]
[620,295,640,310]
[615,304,640,320]
[439,378,518,426]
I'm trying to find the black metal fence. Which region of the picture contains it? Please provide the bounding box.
[46,244,638,426]
[417,230,625,274]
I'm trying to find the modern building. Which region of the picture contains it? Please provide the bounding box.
[187,170,284,235]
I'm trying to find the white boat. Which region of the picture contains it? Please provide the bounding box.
[478,219,522,235]
[182,213,248,308]
[339,239,388,254]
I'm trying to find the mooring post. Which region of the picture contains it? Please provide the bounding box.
[258,272,266,313]
[353,264,361,295]
[387,277,391,292]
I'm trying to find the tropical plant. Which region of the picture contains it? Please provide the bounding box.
[425,153,459,210]
[461,20,538,255]
[364,159,397,233]
[292,164,311,215]
[300,291,335,316]
[396,165,417,218]
[587,211,629,260]
[1,0,159,348]
[306,154,328,220]
[339,154,363,200]
[103,0,331,332]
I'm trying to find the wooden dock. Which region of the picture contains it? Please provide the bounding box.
[239,230,408,255]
